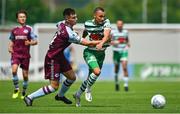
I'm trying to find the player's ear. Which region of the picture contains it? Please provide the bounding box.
[65,15,70,22]
[64,15,68,21]
[93,13,96,18]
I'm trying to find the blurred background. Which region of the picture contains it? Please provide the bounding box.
[0,0,180,24]
[0,0,180,81]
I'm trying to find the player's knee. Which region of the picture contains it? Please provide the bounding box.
[67,75,76,81]
[93,70,101,76]
[50,82,59,90]
[123,68,128,72]
[51,84,59,90]
[12,72,17,76]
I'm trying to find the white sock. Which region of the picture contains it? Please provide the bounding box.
[123,76,129,87]
[28,85,55,100]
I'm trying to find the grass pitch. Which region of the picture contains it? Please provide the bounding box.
[0,80,180,113]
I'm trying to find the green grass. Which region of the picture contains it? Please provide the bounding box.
[0,80,180,113]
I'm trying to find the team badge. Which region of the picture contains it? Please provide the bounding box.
[23,29,28,34]
[55,73,60,78]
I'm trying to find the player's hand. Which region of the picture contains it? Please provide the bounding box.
[96,42,103,50]
[8,47,13,53]
[25,40,31,46]
[127,43,130,48]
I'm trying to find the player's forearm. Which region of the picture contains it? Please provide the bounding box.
[82,30,88,38]
[8,41,13,48]
[101,29,111,45]
[81,38,100,46]
[30,40,38,45]
[88,40,101,46]
[8,41,14,53]
[101,36,110,45]
[26,40,38,46]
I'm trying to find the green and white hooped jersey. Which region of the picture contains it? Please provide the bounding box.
[84,19,111,51]
[111,29,129,51]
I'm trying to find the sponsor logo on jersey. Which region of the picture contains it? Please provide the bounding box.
[15,35,27,40]
[90,34,102,40]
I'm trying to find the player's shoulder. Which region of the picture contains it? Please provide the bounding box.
[84,20,93,26]
[103,19,111,28]
[11,26,19,32]
[111,29,118,34]
[104,18,110,23]
[122,29,128,33]
[56,21,65,27]
[25,25,33,31]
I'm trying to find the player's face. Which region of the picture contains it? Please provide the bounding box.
[94,10,105,24]
[66,14,77,26]
[17,13,26,25]
[117,20,123,30]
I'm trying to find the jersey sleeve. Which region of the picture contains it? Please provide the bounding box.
[124,30,129,38]
[9,30,15,41]
[66,27,82,44]
[111,30,116,40]
[104,19,111,29]
[29,27,37,40]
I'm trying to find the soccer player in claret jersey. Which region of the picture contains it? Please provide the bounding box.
[73,7,111,107]
[23,8,101,106]
[111,19,130,91]
[8,10,38,99]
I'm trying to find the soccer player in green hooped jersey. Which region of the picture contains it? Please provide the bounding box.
[73,7,111,107]
[111,19,130,91]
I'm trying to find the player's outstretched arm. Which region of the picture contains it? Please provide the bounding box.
[81,38,101,47]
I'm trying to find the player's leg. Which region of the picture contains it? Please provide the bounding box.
[21,58,30,99]
[84,51,105,101]
[55,54,75,104]
[11,64,20,99]
[114,63,120,91]
[121,50,129,91]
[85,50,105,102]
[21,69,28,99]
[24,80,59,106]
[113,51,120,91]
[74,70,100,107]
[74,68,100,106]
[24,56,59,106]
[55,69,75,104]
[85,70,93,102]
[74,49,105,106]
[74,49,99,106]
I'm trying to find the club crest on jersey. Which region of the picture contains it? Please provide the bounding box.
[23,29,28,34]
[54,73,60,78]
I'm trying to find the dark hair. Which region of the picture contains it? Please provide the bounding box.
[117,19,123,22]
[93,7,104,13]
[16,10,27,19]
[63,8,75,18]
